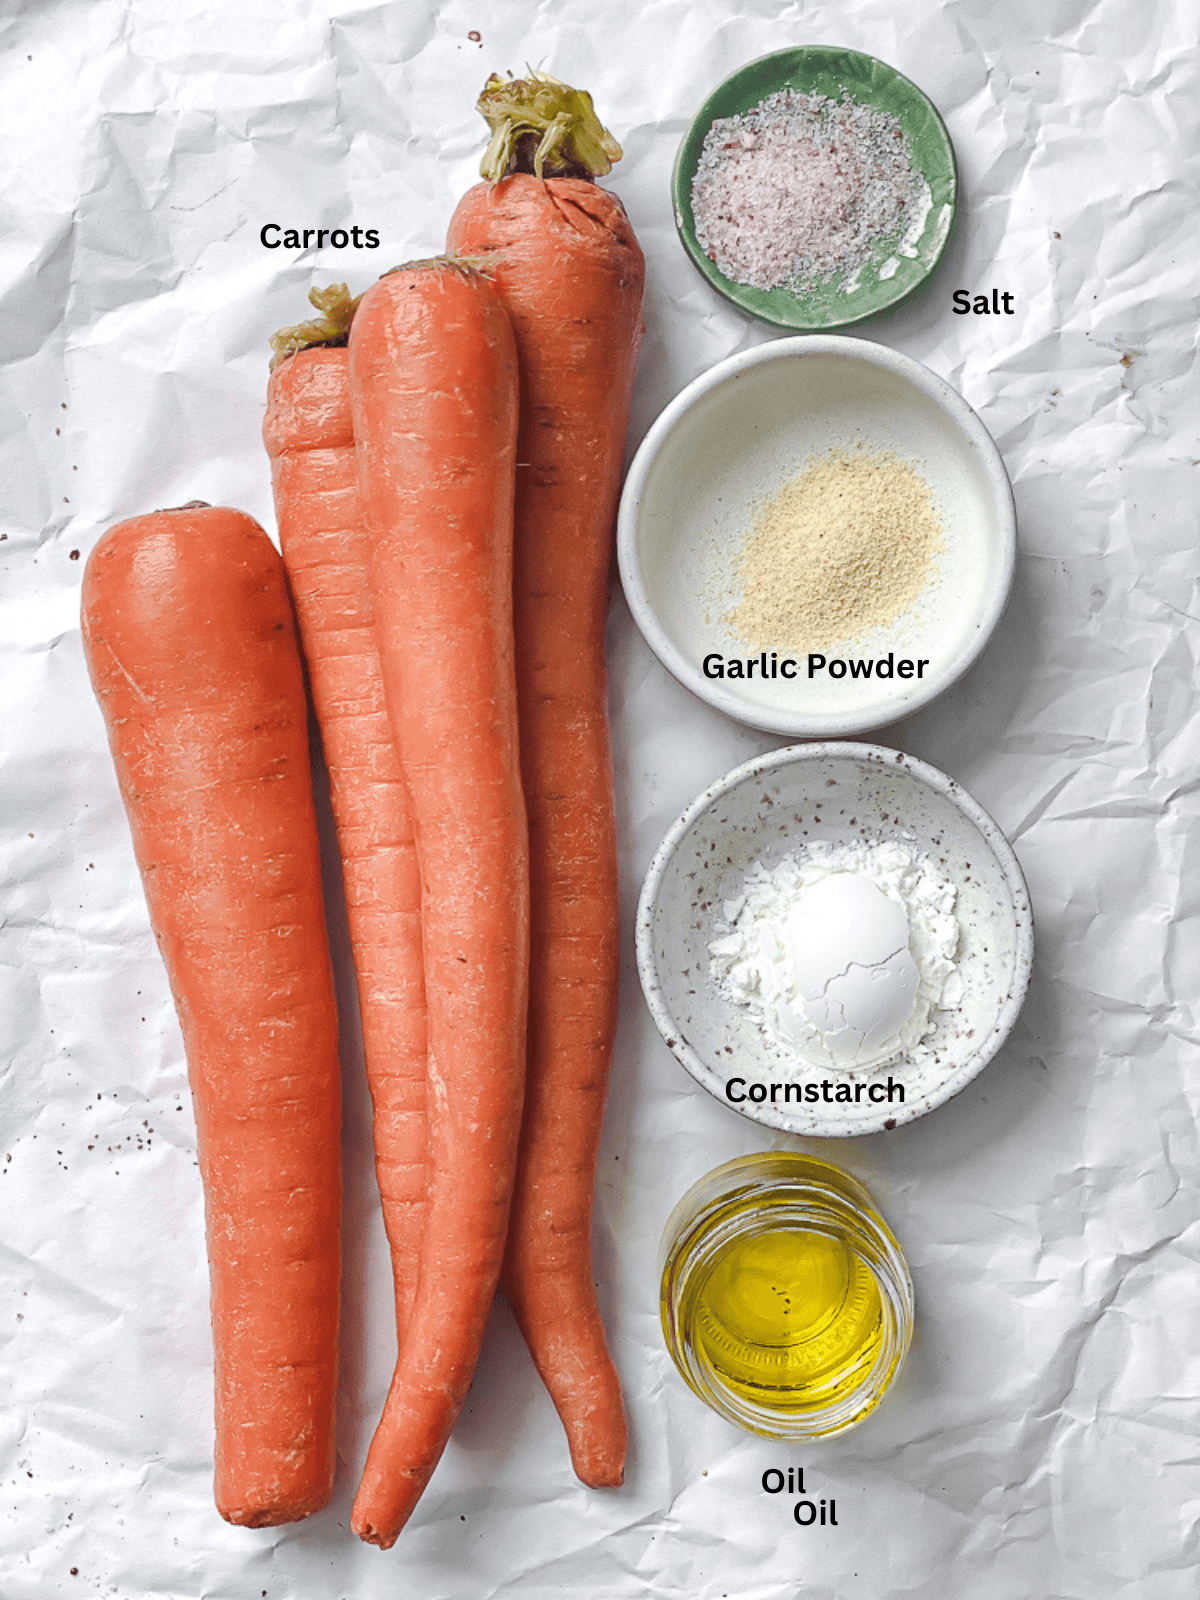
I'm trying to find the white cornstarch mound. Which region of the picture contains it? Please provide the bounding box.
[709,838,963,1075]
[691,88,927,293]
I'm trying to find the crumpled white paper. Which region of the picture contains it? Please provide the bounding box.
[2,1,1198,1595]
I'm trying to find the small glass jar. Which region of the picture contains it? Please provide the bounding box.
[659,1152,914,1440]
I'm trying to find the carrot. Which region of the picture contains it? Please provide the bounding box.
[447,72,645,1490]
[263,295,428,1343]
[80,503,342,1527]
[346,259,528,1548]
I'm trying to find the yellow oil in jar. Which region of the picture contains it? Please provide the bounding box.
[692,1224,884,1412]
[660,1153,913,1439]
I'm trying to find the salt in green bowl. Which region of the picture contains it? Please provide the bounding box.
[672,46,957,331]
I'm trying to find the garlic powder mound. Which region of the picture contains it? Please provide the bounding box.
[726,445,944,651]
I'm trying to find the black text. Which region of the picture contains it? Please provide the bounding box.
[260,224,380,249]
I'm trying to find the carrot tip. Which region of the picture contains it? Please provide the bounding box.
[220,1494,330,1528]
[571,1456,626,1490]
[351,1515,400,1550]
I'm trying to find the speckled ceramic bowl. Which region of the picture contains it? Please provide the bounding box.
[636,743,1034,1137]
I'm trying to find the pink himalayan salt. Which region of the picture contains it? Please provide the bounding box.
[691,89,920,293]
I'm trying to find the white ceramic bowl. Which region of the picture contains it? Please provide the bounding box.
[617,337,1016,737]
[636,743,1034,1137]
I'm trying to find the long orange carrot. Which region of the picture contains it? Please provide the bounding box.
[263,299,428,1343]
[80,504,342,1527]
[447,72,645,1491]
[347,260,528,1548]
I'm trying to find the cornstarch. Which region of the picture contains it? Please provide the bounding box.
[709,839,963,1076]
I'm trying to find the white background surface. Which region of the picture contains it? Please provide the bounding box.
[2,1,1197,1595]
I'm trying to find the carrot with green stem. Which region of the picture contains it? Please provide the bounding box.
[347,258,528,1548]
[447,71,645,1490]
[263,288,427,1342]
[81,503,342,1527]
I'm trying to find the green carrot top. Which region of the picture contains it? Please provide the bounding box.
[476,70,623,184]
[269,282,361,369]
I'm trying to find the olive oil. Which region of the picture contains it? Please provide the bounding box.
[660,1153,913,1439]
[693,1225,884,1410]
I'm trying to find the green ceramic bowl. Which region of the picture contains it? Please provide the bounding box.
[673,47,957,331]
